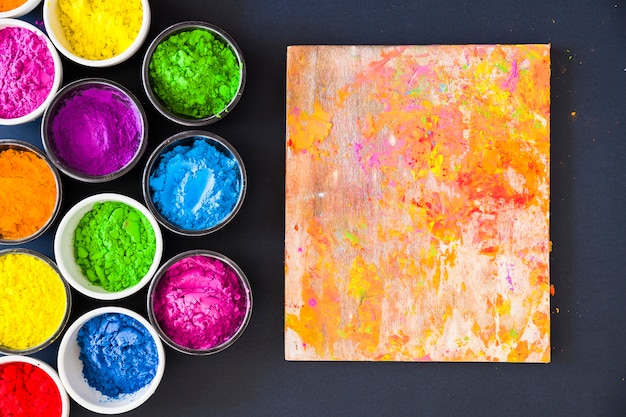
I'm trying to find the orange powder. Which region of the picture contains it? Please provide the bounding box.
[0,0,27,12]
[0,148,58,240]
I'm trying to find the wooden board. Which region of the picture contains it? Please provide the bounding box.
[285,45,551,362]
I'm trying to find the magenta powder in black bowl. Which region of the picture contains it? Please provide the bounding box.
[42,78,147,183]
[147,250,253,355]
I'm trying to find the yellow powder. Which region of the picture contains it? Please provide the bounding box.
[0,253,67,351]
[57,0,143,60]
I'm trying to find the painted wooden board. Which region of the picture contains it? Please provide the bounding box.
[285,45,550,362]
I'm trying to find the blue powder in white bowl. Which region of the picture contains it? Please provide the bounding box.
[145,132,246,235]
[57,306,165,414]
[77,312,158,397]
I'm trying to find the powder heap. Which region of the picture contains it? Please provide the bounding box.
[0,253,67,351]
[0,147,58,241]
[0,26,55,119]
[74,201,156,292]
[151,255,249,351]
[149,138,242,231]
[0,361,63,417]
[46,83,143,177]
[57,0,143,60]
[148,28,241,119]
[0,0,27,12]
[77,312,158,397]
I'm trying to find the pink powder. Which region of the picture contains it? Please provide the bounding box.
[152,254,250,351]
[0,26,55,119]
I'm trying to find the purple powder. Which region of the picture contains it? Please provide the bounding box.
[46,83,143,176]
[0,26,55,119]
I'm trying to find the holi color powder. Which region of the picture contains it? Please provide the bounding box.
[148,137,243,232]
[76,312,158,397]
[0,26,55,120]
[44,81,145,179]
[0,252,68,352]
[0,0,28,12]
[57,0,143,60]
[148,28,241,119]
[0,361,63,417]
[73,201,157,292]
[150,254,250,352]
[0,146,59,241]
[285,45,551,362]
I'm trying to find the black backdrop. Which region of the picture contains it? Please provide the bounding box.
[1,1,625,416]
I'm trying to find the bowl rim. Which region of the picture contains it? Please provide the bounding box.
[0,248,72,355]
[141,130,247,236]
[42,0,151,67]
[0,139,63,244]
[41,77,148,183]
[53,193,163,300]
[141,20,246,126]
[0,355,71,417]
[146,249,253,355]
[56,306,166,414]
[0,18,63,125]
[0,0,42,18]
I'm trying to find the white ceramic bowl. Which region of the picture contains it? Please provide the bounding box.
[54,193,163,300]
[0,0,42,18]
[0,19,62,125]
[43,0,151,67]
[57,307,165,414]
[0,355,70,417]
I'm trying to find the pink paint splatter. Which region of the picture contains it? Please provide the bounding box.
[502,60,520,92]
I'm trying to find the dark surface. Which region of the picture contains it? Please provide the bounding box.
[1,1,625,416]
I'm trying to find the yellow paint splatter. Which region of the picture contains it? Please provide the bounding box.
[495,294,511,316]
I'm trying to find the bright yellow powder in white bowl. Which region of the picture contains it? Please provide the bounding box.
[0,251,69,353]
[57,0,143,60]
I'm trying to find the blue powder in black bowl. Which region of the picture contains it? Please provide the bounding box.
[148,137,242,232]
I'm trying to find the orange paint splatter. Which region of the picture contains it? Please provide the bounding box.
[287,101,333,153]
